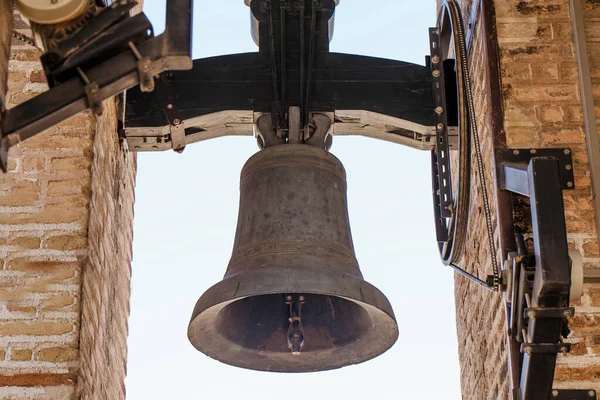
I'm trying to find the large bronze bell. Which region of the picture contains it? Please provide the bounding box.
[188,144,398,372]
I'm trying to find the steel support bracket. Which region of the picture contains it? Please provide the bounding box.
[551,389,597,400]
[84,82,103,116]
[497,148,575,192]
[137,57,156,93]
[501,156,573,400]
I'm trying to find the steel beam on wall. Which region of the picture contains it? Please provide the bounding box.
[570,0,600,248]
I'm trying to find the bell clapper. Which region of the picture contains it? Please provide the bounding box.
[286,295,306,355]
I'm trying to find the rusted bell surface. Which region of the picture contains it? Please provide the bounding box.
[188,144,398,372]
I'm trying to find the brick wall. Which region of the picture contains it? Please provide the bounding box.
[451,0,600,398]
[0,10,136,400]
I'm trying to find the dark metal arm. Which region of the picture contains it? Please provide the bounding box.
[500,153,596,400]
[0,0,193,171]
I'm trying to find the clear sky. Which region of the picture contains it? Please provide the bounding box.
[125,1,462,399]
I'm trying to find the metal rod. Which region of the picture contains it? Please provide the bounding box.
[449,263,495,291]
[303,0,317,126]
[571,0,600,249]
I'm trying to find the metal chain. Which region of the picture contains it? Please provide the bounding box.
[11,31,43,51]
[447,0,500,290]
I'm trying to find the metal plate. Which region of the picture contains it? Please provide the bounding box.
[552,389,597,399]
[496,148,575,191]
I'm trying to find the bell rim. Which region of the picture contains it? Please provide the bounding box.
[188,266,398,373]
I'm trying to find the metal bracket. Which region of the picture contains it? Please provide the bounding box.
[497,148,575,191]
[429,28,455,219]
[169,121,186,153]
[521,343,570,355]
[129,42,156,93]
[84,82,103,116]
[552,389,597,400]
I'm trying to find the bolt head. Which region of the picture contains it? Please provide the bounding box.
[530,149,537,155]
[432,70,441,78]
[432,55,440,64]
[566,164,572,171]
[513,149,520,155]
[437,123,444,130]
[564,149,571,155]
[552,390,559,397]
[173,119,181,125]
[589,390,596,397]
[567,181,574,188]
[527,311,536,319]
[435,106,444,114]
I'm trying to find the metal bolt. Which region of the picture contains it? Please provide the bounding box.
[432,70,441,78]
[567,181,574,188]
[286,296,292,301]
[167,104,173,110]
[437,123,444,130]
[589,390,596,397]
[552,390,559,397]
[173,118,181,125]
[525,347,532,355]
[530,149,537,155]
[527,311,536,319]
[513,149,520,155]
[561,346,568,354]
[564,310,572,318]
[299,296,305,301]
[564,149,571,155]
[432,55,440,64]
[566,164,572,171]
[435,106,444,115]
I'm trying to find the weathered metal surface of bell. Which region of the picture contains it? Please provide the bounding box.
[188,144,398,372]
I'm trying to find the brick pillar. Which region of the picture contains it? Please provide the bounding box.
[449,0,600,398]
[0,11,136,400]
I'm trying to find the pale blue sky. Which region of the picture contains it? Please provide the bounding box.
[125,1,462,399]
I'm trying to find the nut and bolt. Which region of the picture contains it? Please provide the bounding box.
[432,55,440,64]
[167,104,173,110]
[561,346,568,354]
[513,149,520,155]
[564,149,571,155]
[437,123,444,130]
[530,149,537,155]
[566,164,572,171]
[589,390,596,397]
[435,106,444,115]
[552,390,559,397]
[567,181,574,188]
[432,70,441,78]
[525,347,532,355]
[173,118,181,125]
[527,311,536,319]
